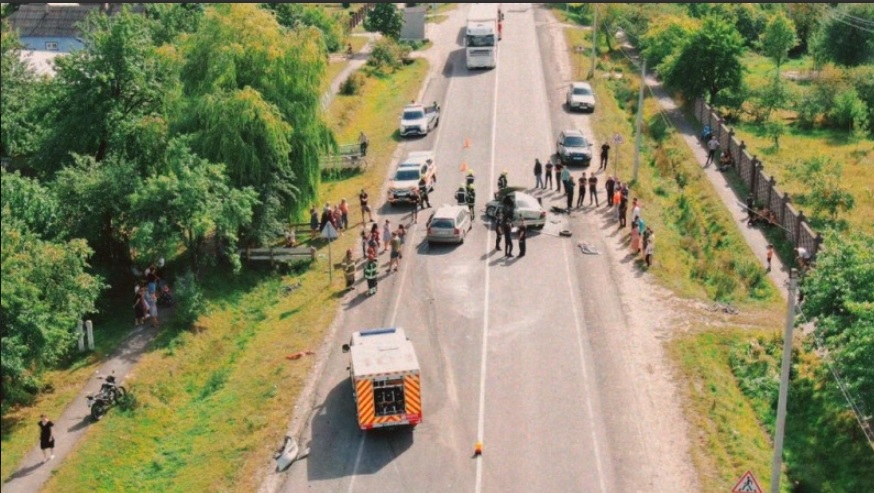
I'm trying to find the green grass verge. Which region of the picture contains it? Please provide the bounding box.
[671,329,874,493]
[36,60,429,493]
[563,26,779,305]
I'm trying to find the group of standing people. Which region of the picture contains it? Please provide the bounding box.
[133,262,164,328]
[311,199,351,238]
[531,156,656,267]
[628,198,656,267]
[494,211,527,259]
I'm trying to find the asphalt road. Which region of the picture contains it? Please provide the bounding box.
[277,5,696,493]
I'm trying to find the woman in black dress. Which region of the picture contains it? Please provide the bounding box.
[39,414,55,462]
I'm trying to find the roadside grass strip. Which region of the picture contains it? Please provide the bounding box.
[38,60,429,493]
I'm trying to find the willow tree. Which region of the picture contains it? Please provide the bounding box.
[177,4,334,244]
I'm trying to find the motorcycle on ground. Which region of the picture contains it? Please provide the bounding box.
[86,372,127,421]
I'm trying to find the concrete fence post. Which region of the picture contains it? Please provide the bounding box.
[78,320,85,352]
[85,320,94,351]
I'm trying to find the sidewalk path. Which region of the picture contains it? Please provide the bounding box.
[1,321,162,493]
[620,46,791,302]
[2,37,380,493]
[321,33,378,110]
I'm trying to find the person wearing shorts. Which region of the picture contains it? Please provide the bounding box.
[388,232,401,272]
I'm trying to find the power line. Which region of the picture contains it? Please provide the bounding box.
[795,305,874,451]
[814,4,874,34]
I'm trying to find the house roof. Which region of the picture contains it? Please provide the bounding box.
[7,3,145,39]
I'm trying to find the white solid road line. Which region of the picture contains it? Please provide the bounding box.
[474,28,501,493]
[562,242,608,493]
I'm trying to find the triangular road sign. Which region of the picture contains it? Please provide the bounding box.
[731,470,763,493]
[320,222,339,240]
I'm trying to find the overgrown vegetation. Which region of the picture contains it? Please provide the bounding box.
[10,45,429,491]
[672,329,874,493]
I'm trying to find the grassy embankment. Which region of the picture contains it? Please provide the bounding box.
[554,8,874,493]
[732,50,874,234]
[25,59,428,492]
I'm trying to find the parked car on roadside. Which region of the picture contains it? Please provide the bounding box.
[399,103,440,137]
[555,129,593,167]
[426,205,472,245]
[566,81,596,112]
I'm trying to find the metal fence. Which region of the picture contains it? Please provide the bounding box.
[694,99,823,260]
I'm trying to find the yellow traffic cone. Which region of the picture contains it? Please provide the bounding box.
[460,161,469,173]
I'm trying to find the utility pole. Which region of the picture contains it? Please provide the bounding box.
[589,5,598,79]
[632,58,645,183]
[770,269,798,493]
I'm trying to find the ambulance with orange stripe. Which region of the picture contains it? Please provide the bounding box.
[341,328,422,430]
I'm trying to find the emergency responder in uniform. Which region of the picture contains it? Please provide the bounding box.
[466,169,475,187]
[465,183,476,218]
[364,256,378,296]
[418,178,431,209]
[497,170,508,191]
[455,183,467,206]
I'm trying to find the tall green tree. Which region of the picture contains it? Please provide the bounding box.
[143,3,205,46]
[1,205,104,404]
[640,14,700,70]
[128,139,258,271]
[0,170,61,239]
[177,4,333,245]
[760,11,797,77]
[50,154,141,263]
[800,231,874,409]
[792,157,855,227]
[1,20,43,158]
[660,16,745,104]
[263,3,347,52]
[39,7,170,169]
[813,3,874,67]
[364,3,403,40]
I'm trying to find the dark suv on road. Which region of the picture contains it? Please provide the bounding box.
[556,129,593,167]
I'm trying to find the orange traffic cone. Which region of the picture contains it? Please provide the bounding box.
[463,137,471,149]
[460,161,469,173]
[473,441,483,456]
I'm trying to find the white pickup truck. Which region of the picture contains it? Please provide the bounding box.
[399,103,440,137]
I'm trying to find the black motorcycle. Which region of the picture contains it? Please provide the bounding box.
[86,373,127,421]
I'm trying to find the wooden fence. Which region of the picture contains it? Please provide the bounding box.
[694,99,823,260]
